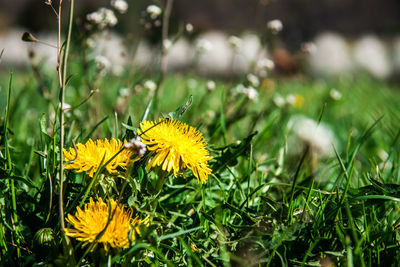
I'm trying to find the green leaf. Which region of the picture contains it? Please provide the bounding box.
[158,226,202,241]
[168,95,193,120]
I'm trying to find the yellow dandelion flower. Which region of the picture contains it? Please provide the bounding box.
[65,197,149,251]
[138,119,212,184]
[63,138,136,177]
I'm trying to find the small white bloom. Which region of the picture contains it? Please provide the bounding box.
[195,39,213,53]
[111,0,128,14]
[154,20,161,27]
[235,84,259,101]
[273,94,286,107]
[286,94,296,105]
[144,80,157,92]
[267,19,283,34]
[329,89,342,100]
[228,35,242,50]
[163,39,172,51]
[246,73,260,87]
[206,80,216,91]
[87,11,103,24]
[185,23,194,33]
[301,42,317,54]
[257,58,275,71]
[119,87,130,97]
[86,38,95,48]
[87,8,117,29]
[146,5,162,19]
[245,87,259,100]
[95,55,111,72]
[125,136,147,156]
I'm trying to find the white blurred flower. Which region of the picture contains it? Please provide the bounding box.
[301,42,317,54]
[87,8,117,29]
[228,35,242,50]
[163,39,172,51]
[273,94,286,107]
[165,39,193,70]
[329,89,342,100]
[146,5,162,19]
[86,37,95,48]
[378,149,389,161]
[235,84,259,101]
[286,94,304,108]
[267,19,283,34]
[92,32,128,76]
[59,102,72,111]
[257,58,275,71]
[195,32,233,75]
[246,73,260,87]
[119,87,130,97]
[95,55,111,74]
[256,58,275,77]
[353,35,391,79]
[187,79,198,89]
[309,32,353,77]
[111,0,128,14]
[144,80,157,92]
[206,80,216,91]
[185,23,194,33]
[195,39,213,53]
[125,136,147,156]
[288,116,337,158]
[154,20,162,27]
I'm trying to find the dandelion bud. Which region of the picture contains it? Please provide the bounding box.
[33,228,57,258]
[21,32,38,43]
[267,19,283,34]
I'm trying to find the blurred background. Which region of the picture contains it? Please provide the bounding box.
[0,0,400,79]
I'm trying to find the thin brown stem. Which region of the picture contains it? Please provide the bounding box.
[57,0,68,244]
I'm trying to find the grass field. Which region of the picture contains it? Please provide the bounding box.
[1,2,400,266]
